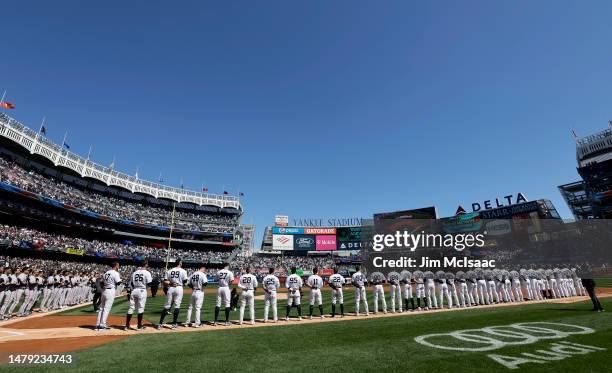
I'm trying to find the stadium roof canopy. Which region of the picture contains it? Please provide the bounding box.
[0,113,241,210]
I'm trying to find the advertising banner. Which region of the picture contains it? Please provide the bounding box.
[336,226,363,242]
[337,241,366,250]
[480,201,539,219]
[441,212,483,233]
[293,235,316,251]
[274,215,289,227]
[66,247,85,256]
[320,269,333,276]
[272,227,304,235]
[305,227,336,235]
[316,235,337,251]
[484,220,512,236]
[272,234,294,251]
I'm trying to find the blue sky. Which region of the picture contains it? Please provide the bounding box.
[2,1,612,245]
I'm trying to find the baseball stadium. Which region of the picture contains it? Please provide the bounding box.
[2,2,612,373]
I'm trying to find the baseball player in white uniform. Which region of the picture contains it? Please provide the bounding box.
[157,259,188,329]
[352,266,369,316]
[400,271,414,311]
[0,268,8,319]
[238,268,258,325]
[214,264,235,326]
[185,265,208,327]
[96,262,121,331]
[0,269,17,319]
[285,267,303,321]
[7,268,27,316]
[307,267,324,319]
[424,271,438,310]
[328,268,345,317]
[262,268,280,323]
[387,271,402,313]
[371,272,387,314]
[414,271,426,310]
[125,261,152,331]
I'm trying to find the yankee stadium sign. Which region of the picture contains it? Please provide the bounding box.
[292,217,364,227]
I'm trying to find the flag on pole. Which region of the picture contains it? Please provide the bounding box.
[239,192,244,197]
[38,117,47,136]
[1,101,15,109]
[62,132,70,149]
[571,129,578,139]
[223,191,229,195]
[202,186,208,192]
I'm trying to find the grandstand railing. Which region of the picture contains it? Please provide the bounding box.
[0,113,240,209]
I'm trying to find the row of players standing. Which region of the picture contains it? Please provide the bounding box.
[95,260,375,330]
[0,266,95,320]
[95,262,602,331]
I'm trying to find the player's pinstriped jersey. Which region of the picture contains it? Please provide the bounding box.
[165,267,188,287]
[387,272,400,285]
[262,274,280,292]
[217,269,234,287]
[190,271,208,291]
[307,274,323,289]
[239,273,258,291]
[17,273,27,286]
[352,272,366,287]
[328,273,345,288]
[131,269,152,289]
[0,274,8,286]
[103,269,121,289]
[285,274,303,290]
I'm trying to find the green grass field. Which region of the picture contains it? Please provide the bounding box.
[2,291,610,373]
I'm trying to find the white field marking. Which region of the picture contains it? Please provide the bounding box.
[414,322,594,352]
[487,341,607,369]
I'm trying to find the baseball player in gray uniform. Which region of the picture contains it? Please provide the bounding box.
[239,267,258,325]
[96,262,121,331]
[328,268,345,317]
[352,266,369,316]
[307,267,324,319]
[185,265,208,327]
[125,261,152,331]
[262,268,280,323]
[157,259,188,329]
[214,264,234,326]
[285,267,303,321]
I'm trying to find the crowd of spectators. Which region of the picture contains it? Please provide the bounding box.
[231,253,338,272]
[0,224,233,264]
[0,156,239,233]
